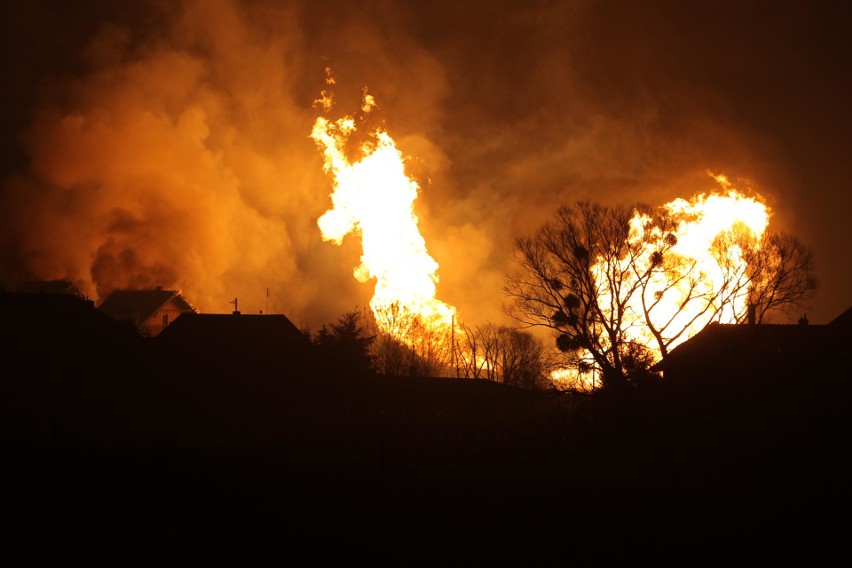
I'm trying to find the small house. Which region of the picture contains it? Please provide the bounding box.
[19,279,88,300]
[1,288,145,374]
[153,311,312,375]
[657,306,851,388]
[97,288,197,337]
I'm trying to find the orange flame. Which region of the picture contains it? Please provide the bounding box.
[310,89,456,342]
[554,175,771,390]
[628,184,767,339]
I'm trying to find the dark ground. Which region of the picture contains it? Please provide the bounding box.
[2,299,849,564]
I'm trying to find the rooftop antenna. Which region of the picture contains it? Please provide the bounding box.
[230,297,240,315]
[265,287,269,315]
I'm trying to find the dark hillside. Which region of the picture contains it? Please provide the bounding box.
[2,293,848,564]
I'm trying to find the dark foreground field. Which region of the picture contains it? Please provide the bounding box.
[4,358,849,566]
[1,296,849,564]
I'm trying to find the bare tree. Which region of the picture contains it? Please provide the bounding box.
[454,322,489,379]
[745,231,818,323]
[504,200,818,391]
[454,323,549,389]
[454,322,503,381]
[504,201,644,391]
[628,215,756,361]
[453,322,549,389]
[362,303,410,376]
[497,326,548,390]
[368,302,455,377]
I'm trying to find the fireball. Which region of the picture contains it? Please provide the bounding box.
[554,175,771,391]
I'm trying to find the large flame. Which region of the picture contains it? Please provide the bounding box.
[628,175,768,344]
[310,84,772,386]
[634,178,768,329]
[555,174,771,390]
[310,89,456,343]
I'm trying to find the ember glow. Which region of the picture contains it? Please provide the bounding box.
[310,89,456,343]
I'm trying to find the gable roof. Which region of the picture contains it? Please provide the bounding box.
[657,306,851,384]
[97,289,196,324]
[19,279,87,299]
[157,312,305,344]
[829,306,852,328]
[1,290,145,367]
[153,312,311,373]
[662,322,829,362]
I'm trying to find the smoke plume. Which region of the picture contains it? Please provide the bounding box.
[1,0,849,329]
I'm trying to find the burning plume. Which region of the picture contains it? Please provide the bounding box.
[310,87,457,343]
[553,175,772,390]
[0,1,838,337]
[627,177,769,342]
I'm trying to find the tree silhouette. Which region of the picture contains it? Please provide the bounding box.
[453,322,548,389]
[313,309,376,377]
[368,302,454,377]
[744,231,818,323]
[504,200,817,392]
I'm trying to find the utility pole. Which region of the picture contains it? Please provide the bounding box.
[451,313,458,378]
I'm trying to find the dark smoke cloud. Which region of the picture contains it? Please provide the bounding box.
[1,0,850,329]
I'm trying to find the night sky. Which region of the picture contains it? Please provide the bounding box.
[1,0,849,330]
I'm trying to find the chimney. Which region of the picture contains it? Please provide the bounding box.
[747,303,756,325]
[798,314,809,326]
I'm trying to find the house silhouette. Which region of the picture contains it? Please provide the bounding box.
[18,279,88,300]
[657,306,851,389]
[1,288,151,449]
[153,311,312,375]
[97,288,197,337]
[1,287,144,366]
